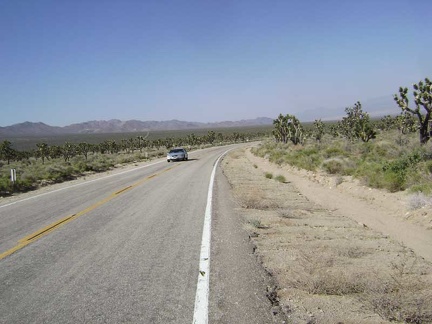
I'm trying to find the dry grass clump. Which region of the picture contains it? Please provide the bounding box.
[236,187,277,210]
[278,208,310,219]
[274,174,286,183]
[363,254,432,323]
[336,244,371,259]
[288,251,368,296]
[289,249,432,323]
[265,172,273,179]
[407,192,432,210]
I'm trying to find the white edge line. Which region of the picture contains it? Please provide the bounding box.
[192,148,234,324]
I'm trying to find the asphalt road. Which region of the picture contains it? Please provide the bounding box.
[0,145,278,324]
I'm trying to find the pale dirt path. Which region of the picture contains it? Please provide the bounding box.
[245,148,432,263]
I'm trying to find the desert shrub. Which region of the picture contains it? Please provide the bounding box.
[0,176,12,194]
[72,160,91,173]
[322,158,345,174]
[274,174,286,182]
[373,141,401,160]
[355,162,387,189]
[249,219,262,228]
[324,146,349,158]
[409,183,432,195]
[254,132,430,192]
[289,251,368,295]
[237,187,277,210]
[407,192,432,210]
[274,174,286,183]
[308,270,367,295]
[381,152,423,192]
[88,155,115,172]
[265,172,273,179]
[268,150,285,165]
[19,171,37,185]
[424,160,432,174]
[45,165,74,182]
[283,147,321,171]
[364,254,432,323]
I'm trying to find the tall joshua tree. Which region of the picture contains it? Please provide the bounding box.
[394,77,432,145]
[273,113,304,145]
[36,142,50,164]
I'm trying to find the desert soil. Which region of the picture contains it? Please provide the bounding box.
[221,146,432,323]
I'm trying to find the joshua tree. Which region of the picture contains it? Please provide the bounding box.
[136,136,145,152]
[273,113,304,145]
[312,119,325,142]
[0,140,15,164]
[36,142,50,164]
[216,132,224,144]
[206,131,216,145]
[49,145,63,159]
[394,77,432,144]
[273,114,289,143]
[77,142,92,160]
[62,142,76,162]
[338,101,376,142]
[378,115,396,131]
[395,112,418,135]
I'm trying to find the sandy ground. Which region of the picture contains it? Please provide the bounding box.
[221,147,432,323]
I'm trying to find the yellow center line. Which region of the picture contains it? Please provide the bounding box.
[0,164,179,261]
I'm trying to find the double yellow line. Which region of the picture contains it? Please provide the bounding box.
[0,165,177,261]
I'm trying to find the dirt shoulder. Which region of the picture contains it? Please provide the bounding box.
[245,148,432,263]
[221,147,432,323]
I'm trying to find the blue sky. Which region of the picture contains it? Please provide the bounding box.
[1,0,431,126]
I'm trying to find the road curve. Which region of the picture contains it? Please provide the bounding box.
[0,145,277,323]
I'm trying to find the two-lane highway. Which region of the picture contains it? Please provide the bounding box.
[0,144,278,323]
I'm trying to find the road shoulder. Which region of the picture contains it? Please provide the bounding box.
[220,148,432,323]
[209,164,287,323]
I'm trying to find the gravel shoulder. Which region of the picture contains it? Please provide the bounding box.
[221,147,432,323]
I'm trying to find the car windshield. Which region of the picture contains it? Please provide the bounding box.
[169,149,184,153]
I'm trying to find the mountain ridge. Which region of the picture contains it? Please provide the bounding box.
[0,117,273,137]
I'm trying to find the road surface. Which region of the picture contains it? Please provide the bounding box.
[0,145,278,323]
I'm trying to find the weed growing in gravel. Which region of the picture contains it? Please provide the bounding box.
[237,187,277,210]
[274,175,286,183]
[249,219,262,228]
[407,192,432,210]
[289,251,368,295]
[364,252,432,323]
[288,248,432,322]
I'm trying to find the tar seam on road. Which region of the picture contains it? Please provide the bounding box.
[0,165,178,261]
[193,148,234,324]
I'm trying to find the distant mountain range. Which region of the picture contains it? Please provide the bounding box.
[0,117,274,137]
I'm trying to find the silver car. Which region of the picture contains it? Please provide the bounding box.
[167,148,188,162]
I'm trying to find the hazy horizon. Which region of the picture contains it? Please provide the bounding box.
[1,1,430,127]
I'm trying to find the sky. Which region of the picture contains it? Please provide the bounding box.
[1,0,431,127]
